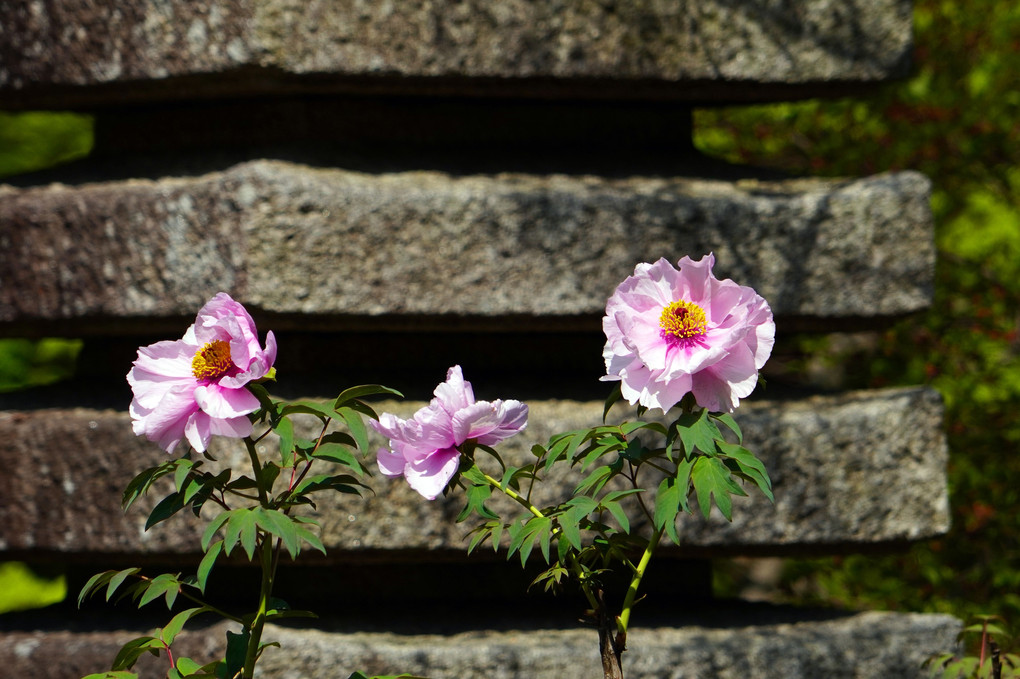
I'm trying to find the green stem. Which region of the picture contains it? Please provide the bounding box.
[244,438,270,507]
[241,437,275,678]
[480,471,545,519]
[617,524,663,635]
[478,472,600,611]
[242,536,274,678]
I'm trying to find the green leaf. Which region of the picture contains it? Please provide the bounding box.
[196,540,222,594]
[138,573,181,609]
[293,519,326,555]
[691,456,747,521]
[110,636,162,671]
[223,629,249,679]
[456,480,498,522]
[222,509,258,559]
[311,439,366,475]
[106,568,141,602]
[654,477,682,544]
[333,384,403,408]
[159,607,207,646]
[78,570,115,607]
[173,459,195,493]
[122,460,178,511]
[716,440,774,502]
[671,408,722,458]
[602,500,631,534]
[293,473,366,497]
[145,491,187,531]
[711,412,742,443]
[254,508,300,559]
[336,406,370,453]
[81,672,139,679]
[578,438,624,471]
[573,464,614,497]
[175,657,204,675]
[602,383,623,422]
[201,512,232,552]
[275,416,295,463]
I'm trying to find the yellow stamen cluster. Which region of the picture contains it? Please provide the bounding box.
[659,300,708,342]
[192,340,233,380]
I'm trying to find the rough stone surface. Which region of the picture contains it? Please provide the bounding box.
[0,161,934,333]
[0,0,913,107]
[0,387,949,560]
[0,610,961,679]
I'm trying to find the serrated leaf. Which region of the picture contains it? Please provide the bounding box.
[672,408,722,458]
[691,456,746,521]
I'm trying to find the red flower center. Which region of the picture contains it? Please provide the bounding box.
[192,340,234,380]
[659,300,708,348]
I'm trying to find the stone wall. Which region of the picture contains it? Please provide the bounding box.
[0,1,956,677]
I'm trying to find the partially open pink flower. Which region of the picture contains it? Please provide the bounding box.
[127,293,277,454]
[372,366,528,500]
[602,254,774,413]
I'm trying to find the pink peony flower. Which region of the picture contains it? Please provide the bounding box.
[602,254,774,413]
[372,366,529,500]
[127,293,277,454]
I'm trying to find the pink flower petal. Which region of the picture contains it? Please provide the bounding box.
[602,254,774,413]
[433,365,475,415]
[376,447,407,477]
[127,293,276,454]
[405,447,461,500]
[194,384,260,419]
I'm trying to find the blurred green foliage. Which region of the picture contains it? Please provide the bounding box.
[0,562,66,614]
[696,0,1020,623]
[0,338,82,393]
[0,111,92,178]
[0,112,91,611]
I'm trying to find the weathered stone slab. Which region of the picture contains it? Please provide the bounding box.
[0,0,913,108]
[0,387,949,560]
[0,161,933,334]
[0,610,960,679]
